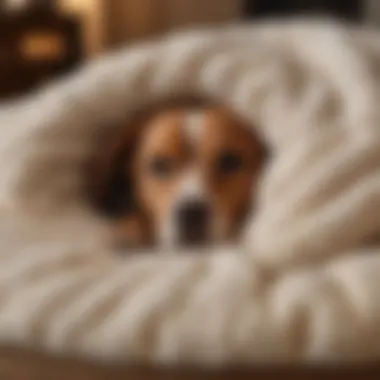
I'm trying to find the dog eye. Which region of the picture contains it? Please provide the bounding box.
[149,157,174,178]
[217,151,244,174]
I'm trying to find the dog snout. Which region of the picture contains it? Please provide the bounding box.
[176,199,210,245]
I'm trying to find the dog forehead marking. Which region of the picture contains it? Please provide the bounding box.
[182,110,205,148]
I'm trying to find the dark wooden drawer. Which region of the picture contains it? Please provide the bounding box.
[0,10,83,100]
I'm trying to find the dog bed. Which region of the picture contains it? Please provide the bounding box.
[0,18,380,377]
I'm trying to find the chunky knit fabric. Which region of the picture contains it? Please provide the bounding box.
[0,19,380,366]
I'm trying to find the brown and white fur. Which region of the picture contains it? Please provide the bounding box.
[91,105,266,250]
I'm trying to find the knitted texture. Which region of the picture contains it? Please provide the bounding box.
[0,19,380,366]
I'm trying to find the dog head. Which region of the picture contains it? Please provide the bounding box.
[91,105,266,249]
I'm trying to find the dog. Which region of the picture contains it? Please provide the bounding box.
[90,105,266,250]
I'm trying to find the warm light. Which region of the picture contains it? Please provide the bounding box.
[20,32,66,61]
[58,0,105,57]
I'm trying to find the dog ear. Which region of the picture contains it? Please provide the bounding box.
[88,112,148,219]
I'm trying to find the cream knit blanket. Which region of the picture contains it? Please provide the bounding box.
[0,18,380,366]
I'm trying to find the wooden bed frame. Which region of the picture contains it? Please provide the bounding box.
[0,348,378,380]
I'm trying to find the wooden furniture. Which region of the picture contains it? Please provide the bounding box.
[0,348,379,380]
[0,7,82,100]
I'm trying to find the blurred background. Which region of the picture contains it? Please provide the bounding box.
[0,0,379,101]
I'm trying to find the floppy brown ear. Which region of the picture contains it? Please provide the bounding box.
[88,112,149,218]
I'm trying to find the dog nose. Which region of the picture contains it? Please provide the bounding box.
[179,200,209,226]
[176,200,210,245]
